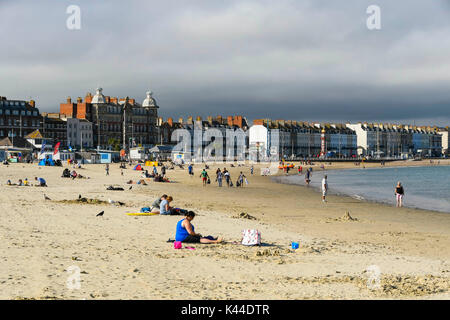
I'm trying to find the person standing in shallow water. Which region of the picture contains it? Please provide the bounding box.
[395,182,405,207]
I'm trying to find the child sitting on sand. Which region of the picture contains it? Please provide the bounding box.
[35,177,47,187]
[175,211,223,244]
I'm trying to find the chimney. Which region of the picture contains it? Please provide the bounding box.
[85,93,93,103]
[196,116,202,122]
[158,117,163,126]
[29,100,35,108]
[77,97,82,103]
[187,116,193,124]
[178,117,183,124]
[168,117,173,127]
[67,97,72,104]
[233,115,243,128]
[110,97,118,104]
[105,96,110,103]
[129,98,135,105]
[216,115,223,124]
[227,116,233,127]
[207,116,213,125]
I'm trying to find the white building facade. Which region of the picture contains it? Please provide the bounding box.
[67,118,93,149]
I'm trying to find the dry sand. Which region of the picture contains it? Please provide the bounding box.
[0,160,449,299]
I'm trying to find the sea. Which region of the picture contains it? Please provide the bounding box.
[275,165,450,213]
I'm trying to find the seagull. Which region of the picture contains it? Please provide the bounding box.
[44,194,51,201]
[96,211,104,217]
[117,201,125,206]
[78,194,82,200]
[108,199,115,204]
[129,186,132,190]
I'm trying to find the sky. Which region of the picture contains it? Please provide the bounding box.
[1,0,449,126]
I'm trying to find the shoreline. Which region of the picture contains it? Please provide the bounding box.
[271,169,450,214]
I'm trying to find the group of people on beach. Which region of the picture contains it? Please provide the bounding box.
[7,177,46,187]
[197,166,248,188]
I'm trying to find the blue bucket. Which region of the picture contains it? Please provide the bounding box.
[291,242,299,249]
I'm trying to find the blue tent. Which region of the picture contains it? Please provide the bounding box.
[38,158,55,166]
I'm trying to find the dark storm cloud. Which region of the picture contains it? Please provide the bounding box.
[0,0,449,126]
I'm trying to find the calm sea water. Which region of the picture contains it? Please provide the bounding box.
[277,165,450,213]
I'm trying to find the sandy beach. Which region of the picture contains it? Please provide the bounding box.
[0,160,449,300]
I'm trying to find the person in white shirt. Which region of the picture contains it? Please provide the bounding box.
[321,175,328,202]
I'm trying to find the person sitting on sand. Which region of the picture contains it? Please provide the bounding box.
[175,211,223,244]
[71,170,78,179]
[150,194,167,213]
[17,179,24,186]
[23,178,29,186]
[35,177,47,187]
[160,196,178,215]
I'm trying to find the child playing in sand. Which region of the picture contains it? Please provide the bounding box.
[175,211,223,244]
[35,177,47,187]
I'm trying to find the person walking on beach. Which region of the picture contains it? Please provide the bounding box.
[250,165,254,175]
[224,168,231,187]
[200,169,209,186]
[188,164,193,176]
[321,175,328,202]
[216,169,223,187]
[161,165,166,178]
[153,165,158,176]
[395,182,405,207]
[238,171,246,188]
[105,164,109,176]
[305,168,312,185]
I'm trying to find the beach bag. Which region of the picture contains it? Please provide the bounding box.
[140,207,151,213]
[241,229,261,246]
[174,241,182,249]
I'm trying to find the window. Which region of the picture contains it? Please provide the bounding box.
[21,111,26,115]
[5,109,10,115]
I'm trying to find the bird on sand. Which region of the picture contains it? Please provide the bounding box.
[129,186,132,190]
[44,194,51,201]
[96,211,104,217]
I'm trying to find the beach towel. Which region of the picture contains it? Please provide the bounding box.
[241,229,261,246]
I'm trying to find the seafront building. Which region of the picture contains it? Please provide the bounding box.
[249,119,357,160]
[346,123,442,158]
[0,96,42,139]
[438,127,449,156]
[158,115,249,161]
[60,88,159,149]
